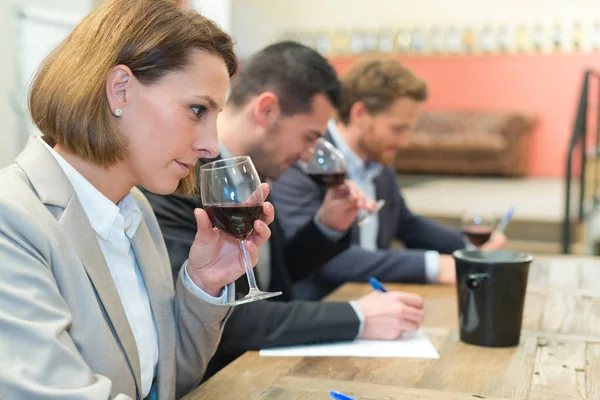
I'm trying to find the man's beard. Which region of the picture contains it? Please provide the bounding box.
[245,142,281,180]
[357,126,391,165]
[245,121,284,180]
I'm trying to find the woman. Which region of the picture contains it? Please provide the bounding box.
[0,0,274,399]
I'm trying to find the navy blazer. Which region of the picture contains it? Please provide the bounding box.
[270,131,466,300]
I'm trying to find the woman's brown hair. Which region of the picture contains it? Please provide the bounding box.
[29,0,237,194]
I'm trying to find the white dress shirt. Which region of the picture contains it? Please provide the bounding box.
[38,137,225,398]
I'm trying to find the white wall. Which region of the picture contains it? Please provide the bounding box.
[0,0,227,168]
[193,0,231,33]
[231,0,600,57]
[2,0,598,167]
[0,0,93,168]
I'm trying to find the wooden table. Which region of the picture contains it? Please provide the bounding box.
[185,256,600,399]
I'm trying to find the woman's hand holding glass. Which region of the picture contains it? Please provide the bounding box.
[194,156,281,304]
[185,181,275,299]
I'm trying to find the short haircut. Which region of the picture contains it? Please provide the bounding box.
[337,56,428,124]
[29,0,237,194]
[227,41,341,115]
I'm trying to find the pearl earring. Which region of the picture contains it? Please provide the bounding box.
[113,109,123,117]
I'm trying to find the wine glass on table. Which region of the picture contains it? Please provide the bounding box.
[298,137,385,226]
[460,211,496,248]
[200,156,282,305]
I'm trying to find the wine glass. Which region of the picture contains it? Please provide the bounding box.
[461,211,496,248]
[297,137,385,225]
[200,156,282,305]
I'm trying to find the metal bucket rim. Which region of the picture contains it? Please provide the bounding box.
[453,249,533,265]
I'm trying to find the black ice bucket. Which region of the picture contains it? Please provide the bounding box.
[453,249,533,347]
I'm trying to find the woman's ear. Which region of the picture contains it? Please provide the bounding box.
[106,65,133,115]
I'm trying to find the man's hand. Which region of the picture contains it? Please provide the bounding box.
[357,291,425,340]
[316,180,377,232]
[437,254,456,285]
[186,183,274,296]
[435,231,507,285]
[481,232,508,250]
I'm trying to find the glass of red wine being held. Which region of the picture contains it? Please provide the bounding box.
[297,137,385,226]
[461,211,495,248]
[200,156,282,305]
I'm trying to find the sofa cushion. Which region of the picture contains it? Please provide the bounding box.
[407,131,507,152]
[393,110,535,177]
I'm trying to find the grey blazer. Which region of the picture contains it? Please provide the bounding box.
[0,138,232,400]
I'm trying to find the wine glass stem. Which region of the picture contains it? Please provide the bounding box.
[239,239,260,292]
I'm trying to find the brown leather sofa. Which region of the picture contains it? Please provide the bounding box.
[394,110,536,177]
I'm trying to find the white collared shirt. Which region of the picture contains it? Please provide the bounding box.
[327,120,382,252]
[38,137,225,397]
[327,120,441,282]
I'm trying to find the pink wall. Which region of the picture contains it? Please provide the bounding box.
[332,53,600,177]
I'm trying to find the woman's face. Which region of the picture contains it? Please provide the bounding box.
[111,49,229,195]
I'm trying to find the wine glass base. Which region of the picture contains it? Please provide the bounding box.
[230,290,283,306]
[356,199,386,226]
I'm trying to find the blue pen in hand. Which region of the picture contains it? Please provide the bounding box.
[368,277,388,293]
[330,390,356,400]
[495,205,515,233]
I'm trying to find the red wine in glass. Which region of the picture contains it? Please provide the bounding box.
[205,204,263,240]
[461,212,496,248]
[299,137,384,225]
[200,156,282,305]
[307,171,347,188]
[461,225,493,247]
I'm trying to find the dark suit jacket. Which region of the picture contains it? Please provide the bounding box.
[270,131,466,300]
[140,172,359,380]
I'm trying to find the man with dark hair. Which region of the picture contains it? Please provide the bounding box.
[142,43,425,380]
[271,56,508,300]
[222,41,343,180]
[228,41,342,117]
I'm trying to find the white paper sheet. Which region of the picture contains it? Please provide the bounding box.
[259,329,440,359]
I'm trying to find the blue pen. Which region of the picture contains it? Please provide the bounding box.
[330,390,356,400]
[369,277,388,293]
[495,206,515,233]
